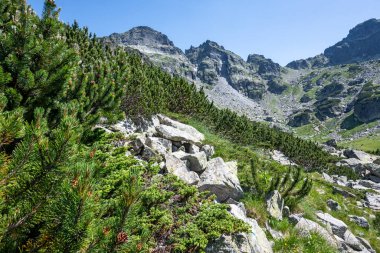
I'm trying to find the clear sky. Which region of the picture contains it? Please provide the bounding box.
[27,0,380,66]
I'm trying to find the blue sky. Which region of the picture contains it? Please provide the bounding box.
[28,0,380,66]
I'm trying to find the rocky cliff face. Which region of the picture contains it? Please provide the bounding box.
[185,40,267,99]
[325,18,380,65]
[101,26,197,79]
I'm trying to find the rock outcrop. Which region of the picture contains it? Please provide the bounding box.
[266,190,284,220]
[101,114,272,252]
[324,19,380,65]
[206,204,273,253]
[290,213,375,252]
[198,157,243,202]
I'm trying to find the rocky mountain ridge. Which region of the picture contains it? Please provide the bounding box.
[287,18,380,69]
[100,20,380,150]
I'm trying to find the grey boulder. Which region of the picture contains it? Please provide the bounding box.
[165,154,199,185]
[205,204,273,253]
[348,215,369,228]
[172,150,208,172]
[316,212,348,238]
[145,137,172,156]
[290,215,338,248]
[365,192,380,210]
[266,190,284,220]
[156,115,204,144]
[198,157,243,202]
[327,199,341,211]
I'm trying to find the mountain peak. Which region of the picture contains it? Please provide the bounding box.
[106,26,175,48]
[287,18,380,68]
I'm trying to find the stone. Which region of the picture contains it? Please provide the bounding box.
[316,212,348,238]
[343,149,373,163]
[338,158,362,167]
[282,206,290,218]
[332,186,356,198]
[366,163,380,178]
[141,146,159,161]
[322,172,334,183]
[128,136,146,155]
[348,215,369,228]
[358,180,380,192]
[200,144,215,160]
[365,192,380,210]
[165,154,199,185]
[356,237,375,252]
[156,125,204,145]
[172,151,208,172]
[292,217,338,248]
[206,203,273,253]
[332,175,347,187]
[265,222,284,240]
[354,82,380,123]
[343,230,364,251]
[327,199,341,211]
[325,139,338,148]
[145,137,172,156]
[271,150,296,166]
[156,114,204,144]
[369,175,380,183]
[198,157,243,202]
[184,143,200,154]
[374,158,380,165]
[266,191,284,220]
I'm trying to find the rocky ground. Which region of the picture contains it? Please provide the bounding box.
[99,115,380,253]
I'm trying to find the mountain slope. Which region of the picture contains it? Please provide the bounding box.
[100,20,380,152]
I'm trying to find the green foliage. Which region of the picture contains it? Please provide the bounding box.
[273,231,338,253]
[250,161,312,209]
[374,213,380,235]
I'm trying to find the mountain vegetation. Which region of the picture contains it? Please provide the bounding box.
[0,1,378,253]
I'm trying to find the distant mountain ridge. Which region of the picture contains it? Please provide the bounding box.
[287,18,380,69]
[100,19,380,146]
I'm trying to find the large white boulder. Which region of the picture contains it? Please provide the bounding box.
[165,154,199,185]
[198,157,243,202]
[156,115,204,144]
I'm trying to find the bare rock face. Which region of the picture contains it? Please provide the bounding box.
[324,19,380,65]
[198,157,243,202]
[266,190,284,220]
[316,212,348,238]
[164,154,199,185]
